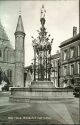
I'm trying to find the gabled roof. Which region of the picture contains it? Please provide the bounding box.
[15,15,24,33]
[59,33,80,48]
[0,21,13,49]
[0,21,9,41]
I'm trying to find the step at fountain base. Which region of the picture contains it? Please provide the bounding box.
[9,81,74,102]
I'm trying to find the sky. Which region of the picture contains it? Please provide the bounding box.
[0,0,79,66]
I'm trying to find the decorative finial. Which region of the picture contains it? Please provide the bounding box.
[19,5,21,15]
[19,10,21,16]
[40,5,46,18]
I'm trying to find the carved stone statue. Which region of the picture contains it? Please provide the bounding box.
[41,5,46,18]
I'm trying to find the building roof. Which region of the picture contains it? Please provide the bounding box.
[0,21,13,48]
[51,53,60,59]
[0,21,9,41]
[15,15,24,33]
[59,33,80,48]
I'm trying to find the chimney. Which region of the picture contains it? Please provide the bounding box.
[73,26,77,36]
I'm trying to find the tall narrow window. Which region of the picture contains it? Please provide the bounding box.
[77,62,80,74]
[63,50,67,60]
[0,50,2,57]
[4,48,8,61]
[52,61,55,67]
[55,60,57,67]
[70,47,74,58]
[7,69,12,82]
[70,64,74,75]
[78,45,80,57]
[63,66,67,76]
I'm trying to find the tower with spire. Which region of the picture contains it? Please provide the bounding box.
[14,14,25,87]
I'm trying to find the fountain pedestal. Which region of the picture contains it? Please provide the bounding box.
[9,81,74,102]
[9,81,54,102]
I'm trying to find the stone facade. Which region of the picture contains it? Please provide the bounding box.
[59,30,80,87]
[0,15,25,87]
[0,21,15,86]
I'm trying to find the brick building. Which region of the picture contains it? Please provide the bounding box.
[59,27,80,87]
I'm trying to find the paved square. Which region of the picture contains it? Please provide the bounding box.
[0,92,79,125]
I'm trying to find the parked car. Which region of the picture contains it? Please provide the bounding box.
[73,85,80,97]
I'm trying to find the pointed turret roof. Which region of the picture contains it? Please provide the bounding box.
[15,15,24,33]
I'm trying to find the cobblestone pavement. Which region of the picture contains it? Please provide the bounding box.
[0,92,79,125]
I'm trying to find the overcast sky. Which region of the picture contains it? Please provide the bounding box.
[0,0,79,66]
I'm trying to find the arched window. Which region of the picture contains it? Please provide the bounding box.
[4,47,8,61]
[0,50,2,57]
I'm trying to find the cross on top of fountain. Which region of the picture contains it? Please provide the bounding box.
[40,5,46,18]
[40,5,46,26]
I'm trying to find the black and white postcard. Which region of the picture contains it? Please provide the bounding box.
[0,0,79,125]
